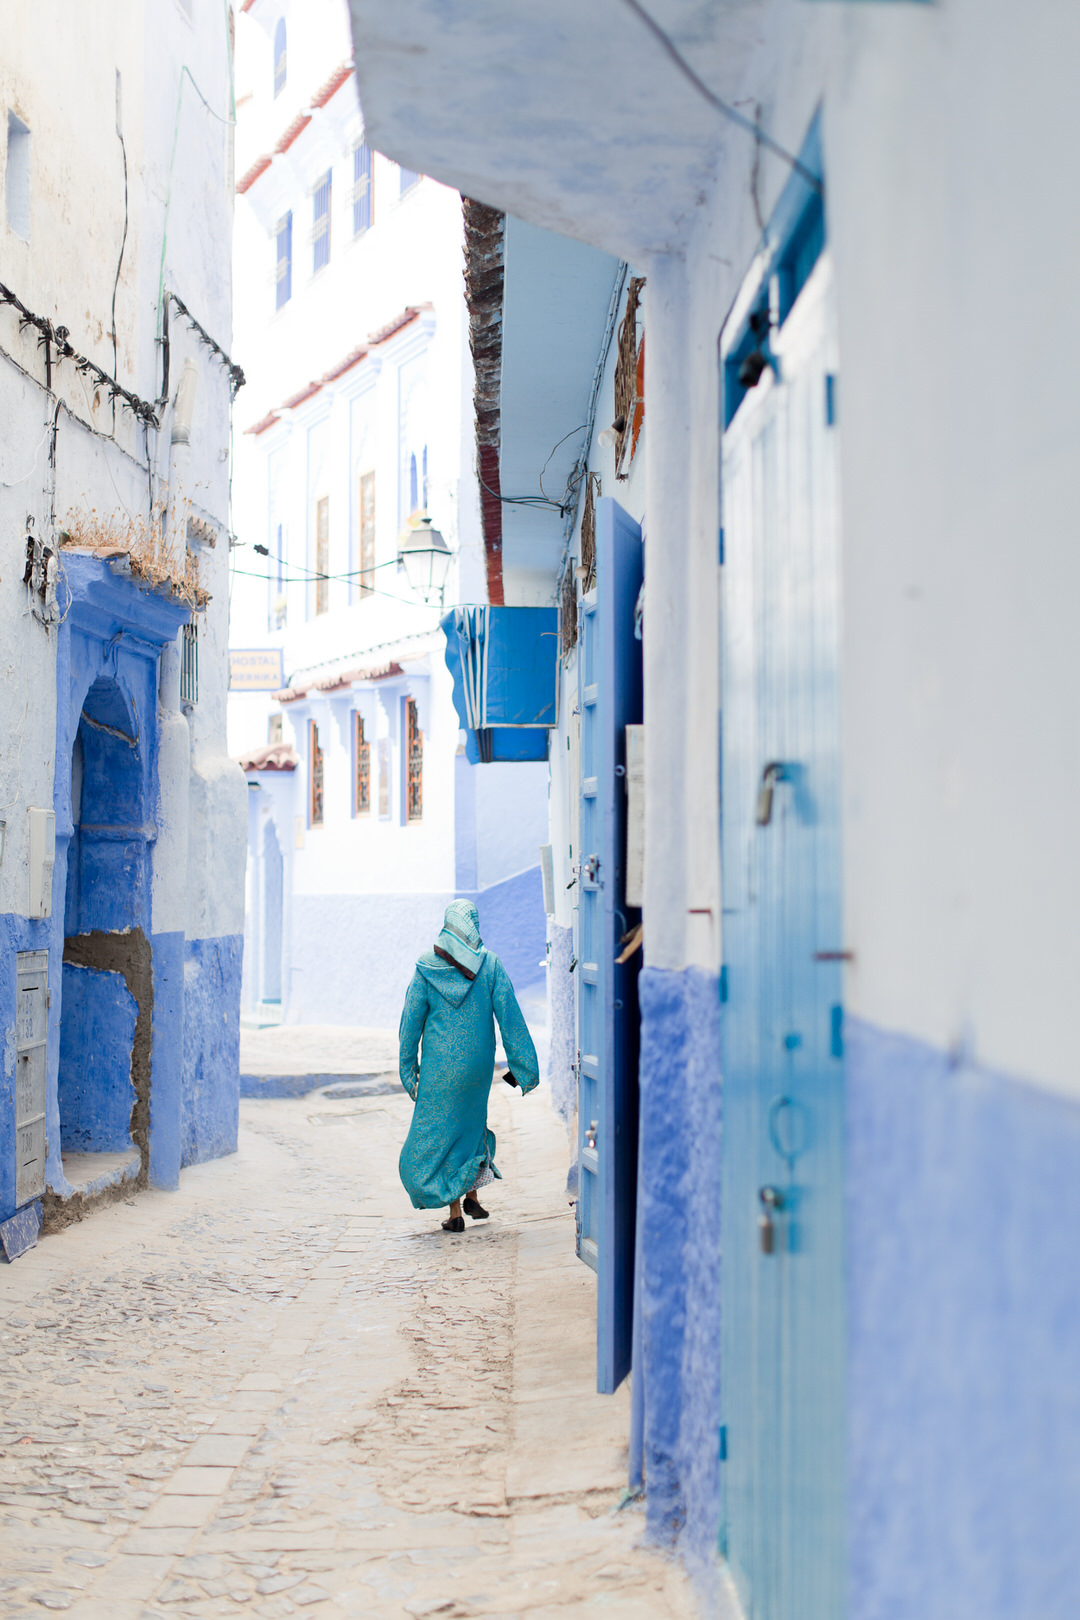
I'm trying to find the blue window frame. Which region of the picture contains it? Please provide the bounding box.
[723,115,825,428]
[399,164,420,196]
[352,142,373,234]
[275,212,292,310]
[313,170,331,272]
[273,18,287,98]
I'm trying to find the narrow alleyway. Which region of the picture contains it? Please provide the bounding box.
[0,1065,696,1619]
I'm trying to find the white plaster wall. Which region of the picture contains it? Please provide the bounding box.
[228,0,533,996]
[0,0,243,941]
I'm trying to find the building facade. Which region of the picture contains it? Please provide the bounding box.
[0,0,246,1246]
[228,0,547,1030]
[347,3,1080,1618]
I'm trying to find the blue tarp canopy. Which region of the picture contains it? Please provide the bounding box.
[442,605,558,764]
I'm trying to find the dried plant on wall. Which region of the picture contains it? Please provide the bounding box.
[560,565,578,659]
[580,471,601,590]
[60,505,207,608]
[614,276,646,478]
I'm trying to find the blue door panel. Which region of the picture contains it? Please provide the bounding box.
[576,497,643,1395]
[720,262,846,1618]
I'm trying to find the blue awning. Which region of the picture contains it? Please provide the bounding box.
[442,605,558,764]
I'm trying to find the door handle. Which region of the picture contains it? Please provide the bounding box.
[758,1184,784,1254]
[755,761,791,826]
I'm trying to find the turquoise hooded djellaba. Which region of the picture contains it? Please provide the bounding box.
[398,901,539,1210]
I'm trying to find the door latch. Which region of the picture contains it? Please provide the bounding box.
[755,762,791,827]
[585,854,600,884]
[585,1119,598,1151]
[758,1185,784,1254]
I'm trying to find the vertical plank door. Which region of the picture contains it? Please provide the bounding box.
[576,497,644,1394]
[720,255,846,1618]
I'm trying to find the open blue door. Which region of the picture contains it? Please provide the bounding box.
[576,497,643,1394]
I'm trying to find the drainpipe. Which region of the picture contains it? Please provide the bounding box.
[148,360,198,1192]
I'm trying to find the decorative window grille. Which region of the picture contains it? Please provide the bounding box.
[405,697,423,822]
[273,18,287,97]
[359,470,375,597]
[353,712,370,814]
[315,496,329,615]
[352,142,373,234]
[309,721,324,827]
[275,212,293,310]
[180,620,198,705]
[313,170,332,272]
[399,164,420,196]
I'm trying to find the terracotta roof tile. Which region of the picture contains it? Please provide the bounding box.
[237,742,298,773]
[245,410,281,437]
[237,154,273,195]
[275,111,312,154]
[312,61,354,109]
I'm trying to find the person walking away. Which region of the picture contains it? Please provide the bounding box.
[398,900,539,1233]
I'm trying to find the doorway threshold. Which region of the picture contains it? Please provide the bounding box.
[59,1149,140,1199]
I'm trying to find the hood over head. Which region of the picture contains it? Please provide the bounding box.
[416,899,486,1004]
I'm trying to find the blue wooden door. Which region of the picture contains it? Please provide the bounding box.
[576,497,644,1394]
[720,257,846,1618]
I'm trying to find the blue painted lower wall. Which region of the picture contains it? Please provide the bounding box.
[58,963,138,1152]
[181,935,242,1169]
[636,965,723,1577]
[846,1018,1080,1620]
[286,867,546,1028]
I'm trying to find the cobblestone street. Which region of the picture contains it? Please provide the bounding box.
[0,1068,696,1620]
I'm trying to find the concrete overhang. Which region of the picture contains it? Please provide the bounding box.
[498,218,622,602]
[346,0,774,262]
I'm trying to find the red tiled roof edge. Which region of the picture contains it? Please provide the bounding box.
[245,411,281,437]
[252,308,433,425]
[237,155,272,195]
[275,111,312,154]
[312,61,354,109]
[237,742,299,772]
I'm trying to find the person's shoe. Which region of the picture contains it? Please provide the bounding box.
[463,1195,489,1220]
[441,1215,465,1234]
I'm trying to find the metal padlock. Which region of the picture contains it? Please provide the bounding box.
[758,1185,783,1254]
[756,777,775,827]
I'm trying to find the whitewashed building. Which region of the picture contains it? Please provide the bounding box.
[0,0,245,1251]
[347,3,1080,1619]
[227,0,547,1030]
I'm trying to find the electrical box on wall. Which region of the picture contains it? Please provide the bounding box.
[27,808,55,919]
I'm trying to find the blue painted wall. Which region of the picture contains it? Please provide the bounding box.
[181,934,242,1168]
[846,1019,1080,1620]
[57,964,138,1153]
[636,964,723,1568]
[463,864,546,995]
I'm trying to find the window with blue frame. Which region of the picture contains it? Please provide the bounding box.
[723,116,825,428]
[273,18,287,98]
[399,164,420,196]
[275,212,292,310]
[313,170,332,272]
[352,142,373,234]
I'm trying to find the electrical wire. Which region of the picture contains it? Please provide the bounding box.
[618,0,824,195]
[227,564,430,609]
[0,414,51,488]
[111,126,129,422]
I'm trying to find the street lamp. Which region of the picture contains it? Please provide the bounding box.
[398,515,452,606]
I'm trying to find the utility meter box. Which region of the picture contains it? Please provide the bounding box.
[27,808,55,919]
